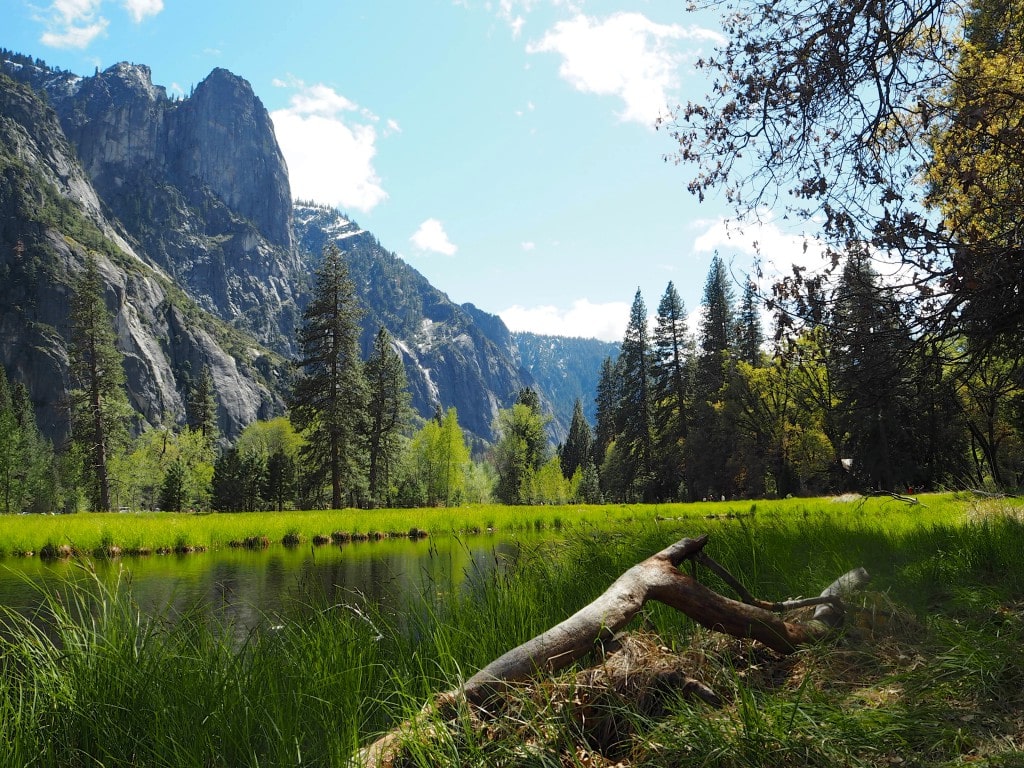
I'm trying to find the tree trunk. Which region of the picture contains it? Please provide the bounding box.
[360,534,869,766]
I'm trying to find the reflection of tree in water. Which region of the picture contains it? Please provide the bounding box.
[0,535,546,648]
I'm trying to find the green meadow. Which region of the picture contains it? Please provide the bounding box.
[0,493,970,559]
[1,493,1022,767]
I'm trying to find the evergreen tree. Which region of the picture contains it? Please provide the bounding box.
[364,327,410,507]
[0,369,24,514]
[211,448,253,512]
[616,288,655,500]
[686,256,739,500]
[831,249,920,491]
[186,364,218,439]
[560,398,592,480]
[264,448,297,512]
[736,278,764,366]
[593,356,620,466]
[289,244,369,509]
[574,462,603,504]
[68,256,131,511]
[699,255,737,362]
[651,281,692,500]
[158,459,186,512]
[652,281,691,427]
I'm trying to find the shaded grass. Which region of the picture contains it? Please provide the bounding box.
[1,495,1022,766]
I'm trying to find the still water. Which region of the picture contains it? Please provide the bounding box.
[0,534,537,637]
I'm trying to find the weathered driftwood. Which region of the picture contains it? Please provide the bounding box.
[359,534,869,767]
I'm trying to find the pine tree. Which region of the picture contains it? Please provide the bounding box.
[264,449,297,512]
[290,244,370,509]
[0,369,23,514]
[364,327,410,507]
[616,289,655,500]
[736,278,764,366]
[560,398,592,480]
[186,364,218,439]
[68,256,131,511]
[652,282,691,425]
[699,255,736,362]
[211,448,256,512]
[158,458,186,512]
[686,256,739,500]
[651,282,692,500]
[831,249,923,491]
[593,356,620,466]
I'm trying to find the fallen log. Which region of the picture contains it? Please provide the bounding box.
[359,534,869,767]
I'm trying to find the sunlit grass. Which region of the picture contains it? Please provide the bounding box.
[0,492,975,560]
[1,494,1022,766]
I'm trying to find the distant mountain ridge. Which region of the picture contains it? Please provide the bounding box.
[0,48,609,445]
[512,332,619,439]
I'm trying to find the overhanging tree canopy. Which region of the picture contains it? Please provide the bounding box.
[662,0,1024,348]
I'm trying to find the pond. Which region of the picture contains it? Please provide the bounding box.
[0,533,539,641]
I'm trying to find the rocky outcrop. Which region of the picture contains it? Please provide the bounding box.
[0,70,283,442]
[2,49,607,448]
[6,57,303,355]
[175,68,292,249]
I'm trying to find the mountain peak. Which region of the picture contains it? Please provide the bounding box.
[98,61,166,102]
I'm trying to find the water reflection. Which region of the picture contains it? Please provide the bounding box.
[0,533,536,642]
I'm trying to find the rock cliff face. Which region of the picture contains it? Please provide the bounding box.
[10,59,302,354]
[1,49,604,447]
[0,67,284,441]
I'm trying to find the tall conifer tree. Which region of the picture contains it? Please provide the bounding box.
[560,398,592,480]
[651,281,692,499]
[616,289,655,500]
[593,356,620,466]
[290,244,369,509]
[68,256,130,511]
[736,279,764,366]
[364,326,410,507]
[687,256,739,500]
[0,369,23,514]
[187,364,218,439]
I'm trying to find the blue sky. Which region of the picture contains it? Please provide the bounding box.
[5,0,819,341]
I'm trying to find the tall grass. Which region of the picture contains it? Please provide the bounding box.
[0,492,971,561]
[1,496,1022,766]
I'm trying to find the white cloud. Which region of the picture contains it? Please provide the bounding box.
[38,0,107,48]
[527,12,723,125]
[521,241,536,251]
[270,80,388,212]
[411,219,458,256]
[500,299,629,341]
[41,19,108,48]
[37,0,162,48]
[122,0,163,22]
[691,214,827,280]
[285,82,359,116]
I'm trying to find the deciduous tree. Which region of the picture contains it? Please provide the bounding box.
[662,0,1024,349]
